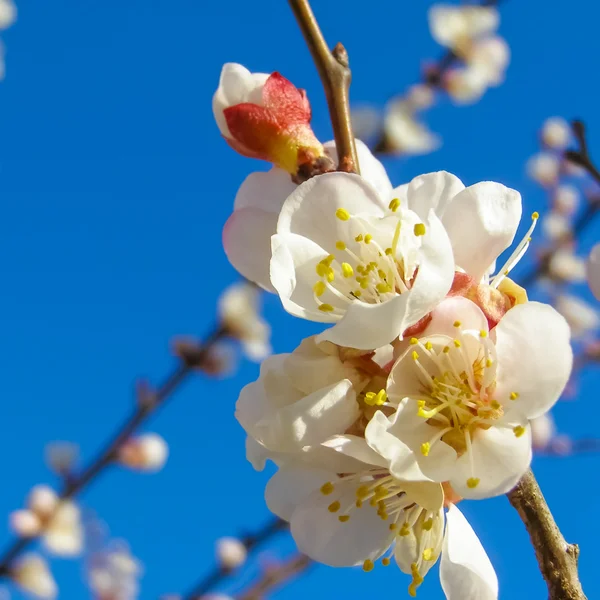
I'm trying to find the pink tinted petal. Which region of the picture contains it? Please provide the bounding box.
[234,167,296,213]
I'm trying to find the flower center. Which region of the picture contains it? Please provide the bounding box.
[312,201,425,315]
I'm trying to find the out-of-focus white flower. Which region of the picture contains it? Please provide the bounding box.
[548,250,587,282]
[213,63,324,176]
[12,554,57,599]
[45,441,79,476]
[267,452,497,599]
[201,595,235,600]
[223,139,392,290]
[556,294,599,338]
[587,242,600,301]
[215,537,247,570]
[406,84,436,110]
[43,501,83,556]
[351,105,382,142]
[542,212,571,241]
[378,296,572,499]
[118,433,169,472]
[218,282,271,361]
[445,66,490,104]
[10,510,42,538]
[464,35,510,86]
[541,117,571,150]
[530,413,556,450]
[0,0,16,29]
[88,543,142,600]
[267,172,455,349]
[553,185,579,215]
[27,486,59,519]
[429,4,499,49]
[527,152,561,187]
[383,99,441,155]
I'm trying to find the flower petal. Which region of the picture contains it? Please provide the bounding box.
[321,434,389,469]
[290,480,395,566]
[406,171,465,221]
[233,167,296,213]
[223,207,277,291]
[440,504,498,600]
[423,296,489,337]
[494,302,573,418]
[450,420,532,499]
[441,181,521,281]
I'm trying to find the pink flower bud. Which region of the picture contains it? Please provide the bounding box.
[118,433,168,472]
[213,63,325,175]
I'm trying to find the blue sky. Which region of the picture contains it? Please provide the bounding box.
[0,0,598,598]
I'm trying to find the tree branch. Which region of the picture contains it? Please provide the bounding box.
[288,0,359,174]
[564,120,600,186]
[0,324,229,578]
[507,469,587,600]
[236,553,312,600]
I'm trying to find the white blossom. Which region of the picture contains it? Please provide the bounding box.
[555,294,599,338]
[587,242,600,300]
[541,117,571,150]
[526,153,561,187]
[530,413,556,450]
[12,554,57,599]
[218,282,271,361]
[383,99,441,155]
[374,296,572,499]
[216,537,247,570]
[88,543,142,600]
[553,185,579,215]
[542,212,571,242]
[548,250,587,282]
[429,4,499,49]
[118,433,169,472]
[10,510,42,538]
[0,0,16,29]
[27,486,59,519]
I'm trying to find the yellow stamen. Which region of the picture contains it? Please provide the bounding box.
[313,281,326,297]
[388,198,401,212]
[336,208,350,221]
[467,477,480,489]
[453,320,461,328]
[363,559,374,572]
[422,518,433,531]
[319,304,334,313]
[513,426,526,438]
[338,515,350,523]
[532,211,539,220]
[510,392,519,400]
[414,223,426,236]
[328,501,341,513]
[320,482,334,495]
[424,341,433,350]
[341,262,354,278]
[335,240,346,250]
[410,337,419,345]
[382,557,391,566]
[420,442,431,456]
[480,329,488,338]
[412,351,419,361]
[364,234,373,244]
[453,339,461,348]
[355,234,363,242]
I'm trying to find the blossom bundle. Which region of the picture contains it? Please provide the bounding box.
[216,63,573,599]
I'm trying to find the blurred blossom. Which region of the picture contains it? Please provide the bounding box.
[530,413,556,450]
[215,536,247,570]
[201,595,234,600]
[0,0,16,29]
[553,184,579,215]
[548,250,587,283]
[350,105,382,142]
[118,433,169,472]
[27,486,59,519]
[542,212,571,241]
[88,542,142,600]
[527,152,561,187]
[10,510,42,538]
[11,554,57,599]
[405,83,436,110]
[383,98,441,155]
[445,66,489,104]
[587,242,600,301]
[555,294,599,338]
[45,441,79,476]
[465,35,510,86]
[200,340,239,378]
[428,4,499,49]
[541,117,571,150]
[218,282,271,361]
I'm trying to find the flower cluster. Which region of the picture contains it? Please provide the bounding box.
[215,64,573,598]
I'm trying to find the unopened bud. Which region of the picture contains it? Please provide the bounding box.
[118,433,168,472]
[213,63,324,175]
[541,117,571,150]
[553,185,579,215]
[526,152,561,187]
[27,486,59,519]
[10,510,42,537]
[45,441,79,476]
[12,554,57,599]
[216,537,247,570]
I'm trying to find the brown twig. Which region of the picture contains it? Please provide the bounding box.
[288,0,359,175]
[0,324,229,579]
[565,120,600,187]
[507,469,587,600]
[180,517,287,600]
[236,554,313,600]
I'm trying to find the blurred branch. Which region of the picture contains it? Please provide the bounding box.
[288,0,359,174]
[180,518,287,600]
[507,469,587,600]
[0,324,229,579]
[565,120,600,186]
[236,554,313,600]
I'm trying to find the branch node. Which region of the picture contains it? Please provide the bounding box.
[332,42,349,68]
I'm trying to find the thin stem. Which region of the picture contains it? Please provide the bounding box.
[0,324,228,577]
[507,469,587,600]
[288,0,359,174]
[565,120,600,186]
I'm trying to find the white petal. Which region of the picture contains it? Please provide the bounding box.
[290,481,395,566]
[406,171,465,221]
[451,421,532,499]
[494,302,573,418]
[440,505,498,600]
[276,172,386,253]
[223,207,277,291]
[234,167,296,213]
[324,139,393,199]
[587,242,600,300]
[321,434,389,469]
[441,182,522,280]
[423,296,489,338]
[265,465,333,521]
